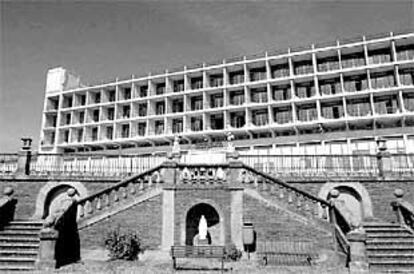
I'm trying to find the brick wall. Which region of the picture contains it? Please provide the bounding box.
[79,194,163,250]
[174,187,232,246]
[243,195,334,250]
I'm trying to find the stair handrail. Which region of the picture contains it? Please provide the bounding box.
[391,188,414,232]
[239,163,351,259]
[0,187,17,229]
[76,162,167,205]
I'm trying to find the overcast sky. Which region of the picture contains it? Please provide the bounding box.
[1,0,413,152]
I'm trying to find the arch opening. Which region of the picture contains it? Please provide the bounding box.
[185,203,220,246]
[329,186,363,225]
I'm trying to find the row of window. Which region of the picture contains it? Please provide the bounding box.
[45,92,413,128]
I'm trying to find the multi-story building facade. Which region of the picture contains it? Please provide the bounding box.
[40,31,414,155]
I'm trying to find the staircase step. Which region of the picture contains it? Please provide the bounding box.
[0,265,35,271]
[0,250,38,258]
[2,226,42,232]
[367,233,413,238]
[365,227,409,233]
[0,231,40,238]
[0,243,39,251]
[369,259,414,267]
[0,257,36,267]
[368,253,414,259]
[367,238,414,244]
[0,237,39,243]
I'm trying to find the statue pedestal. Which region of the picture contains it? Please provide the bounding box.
[198,239,209,246]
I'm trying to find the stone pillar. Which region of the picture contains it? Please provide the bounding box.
[16,137,32,176]
[161,160,178,185]
[161,189,175,250]
[376,138,390,178]
[230,189,244,250]
[36,218,59,270]
[347,229,369,274]
[227,160,243,187]
[391,188,405,225]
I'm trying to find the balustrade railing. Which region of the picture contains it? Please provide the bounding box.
[391,189,414,231]
[29,153,165,177]
[0,153,18,175]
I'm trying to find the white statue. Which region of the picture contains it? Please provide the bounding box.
[198,215,208,240]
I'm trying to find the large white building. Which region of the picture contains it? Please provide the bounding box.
[39,31,414,155]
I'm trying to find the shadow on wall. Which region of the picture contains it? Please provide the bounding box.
[54,202,81,268]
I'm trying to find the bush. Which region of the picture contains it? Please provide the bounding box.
[104,227,143,261]
[224,244,242,261]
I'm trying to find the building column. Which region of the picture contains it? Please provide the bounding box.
[161,189,175,250]
[230,189,243,250]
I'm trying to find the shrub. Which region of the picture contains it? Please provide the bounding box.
[104,227,143,261]
[224,244,242,261]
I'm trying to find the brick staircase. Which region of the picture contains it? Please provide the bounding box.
[0,220,42,272]
[364,222,414,273]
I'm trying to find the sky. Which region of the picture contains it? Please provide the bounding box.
[0,0,413,152]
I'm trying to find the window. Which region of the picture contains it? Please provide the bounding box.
[138,123,146,136]
[107,108,114,120]
[92,92,101,104]
[191,96,203,111]
[209,75,223,87]
[319,79,341,95]
[368,48,392,64]
[191,77,203,89]
[64,113,71,125]
[370,73,395,89]
[92,127,98,141]
[138,104,147,117]
[272,85,291,101]
[341,53,365,68]
[121,124,129,138]
[62,95,73,108]
[347,99,372,116]
[63,130,69,143]
[274,107,292,124]
[250,88,267,103]
[140,86,148,97]
[295,82,316,98]
[122,88,131,100]
[122,105,130,118]
[343,75,369,92]
[322,104,344,119]
[396,45,414,61]
[317,56,340,72]
[172,99,183,113]
[249,68,266,82]
[108,90,116,102]
[210,114,224,130]
[297,105,318,122]
[403,94,414,112]
[230,112,245,128]
[399,69,414,86]
[155,102,165,115]
[106,126,113,140]
[229,71,244,85]
[92,109,100,122]
[252,110,268,126]
[78,111,85,124]
[191,117,203,131]
[173,80,185,92]
[77,129,83,142]
[374,96,399,114]
[210,94,223,108]
[156,83,165,95]
[271,64,289,78]
[172,119,183,133]
[229,90,244,105]
[78,94,86,106]
[155,121,164,135]
[294,60,313,75]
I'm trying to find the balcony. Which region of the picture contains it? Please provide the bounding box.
[138,104,147,117]
[370,73,395,89]
[138,124,146,136]
[172,100,184,113]
[229,73,244,85]
[250,70,267,82]
[347,103,372,117]
[139,86,148,98]
[156,84,166,95]
[295,84,316,98]
[209,76,223,87]
[172,120,183,134]
[62,96,73,108]
[294,61,313,75]
[322,105,344,119]
[191,78,203,90]
[368,50,392,65]
[403,97,414,111]
[230,112,245,128]
[396,45,414,61]
[252,110,268,126]
[250,89,268,103]
[341,53,365,69]
[399,71,414,86]
[155,102,165,115]
[210,95,224,109]
[190,117,203,131]
[107,90,116,102]
[319,80,341,95]
[210,114,224,130]
[191,97,203,111]
[343,76,369,93]
[155,122,164,135]
[120,125,130,139]
[173,81,185,93]
[297,108,318,122]
[317,57,340,72]
[272,86,291,101]
[229,91,244,105]
[121,106,130,119]
[274,108,292,124]
[271,64,289,79]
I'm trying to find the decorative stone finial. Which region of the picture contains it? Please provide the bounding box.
[329,189,340,199]
[67,188,76,197]
[3,187,14,197]
[20,137,33,151]
[394,188,404,199]
[172,135,181,155]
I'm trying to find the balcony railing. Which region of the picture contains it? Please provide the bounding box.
[1,152,412,179]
